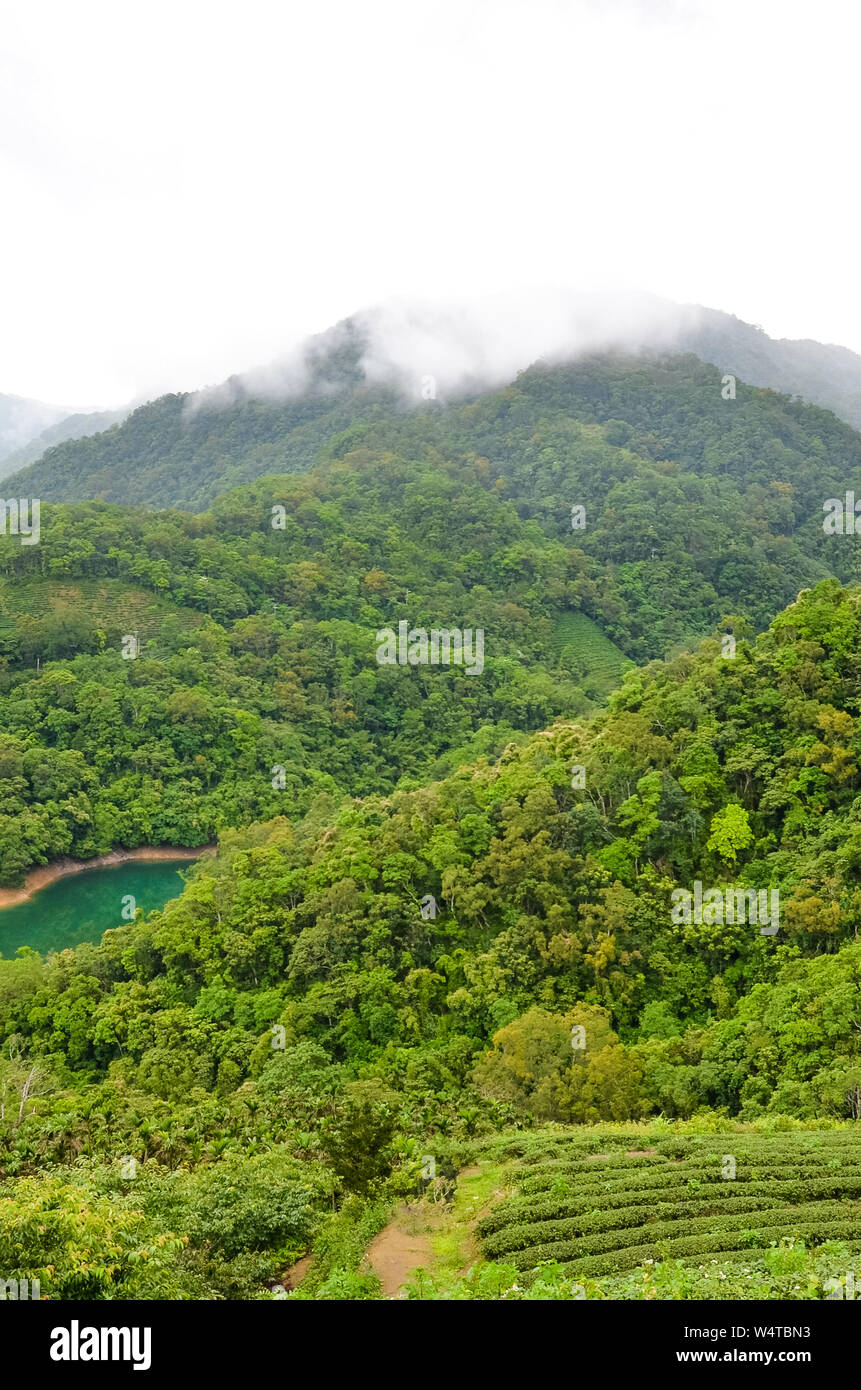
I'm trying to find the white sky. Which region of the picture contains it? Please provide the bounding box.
[0,0,858,408]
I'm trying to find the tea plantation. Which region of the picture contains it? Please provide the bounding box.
[477,1130,861,1281]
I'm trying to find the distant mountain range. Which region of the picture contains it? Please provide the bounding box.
[7,295,861,506]
[0,392,77,467]
[674,306,861,431]
[0,405,129,476]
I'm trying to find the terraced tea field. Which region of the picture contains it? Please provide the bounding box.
[549,610,631,697]
[0,576,204,651]
[478,1130,861,1280]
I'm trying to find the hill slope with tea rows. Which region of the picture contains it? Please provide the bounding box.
[477,1129,861,1281]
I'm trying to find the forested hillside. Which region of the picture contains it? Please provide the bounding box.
[6,579,861,1106]
[3,319,382,508]
[6,352,861,884]
[2,579,861,1298]
[9,350,861,653]
[0,448,624,884]
[3,343,861,1302]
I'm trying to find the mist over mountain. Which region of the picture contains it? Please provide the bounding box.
[0,391,79,468]
[0,405,130,479]
[193,291,702,409]
[186,290,861,429]
[9,292,861,511]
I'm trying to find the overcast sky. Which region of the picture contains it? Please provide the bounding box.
[0,0,857,408]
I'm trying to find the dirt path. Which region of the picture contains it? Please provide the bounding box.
[280,1254,313,1290]
[0,845,215,909]
[365,1216,435,1299]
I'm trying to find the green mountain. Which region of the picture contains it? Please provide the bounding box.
[0,448,630,886]
[2,317,381,507]
[6,346,861,884]
[10,300,861,509]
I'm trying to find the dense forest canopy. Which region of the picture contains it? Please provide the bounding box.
[5,577,861,1100]
[4,353,861,888]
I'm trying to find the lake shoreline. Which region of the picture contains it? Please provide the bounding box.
[0,845,216,909]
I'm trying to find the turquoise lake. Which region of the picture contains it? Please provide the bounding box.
[0,861,190,957]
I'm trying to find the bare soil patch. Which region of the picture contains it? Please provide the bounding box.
[365,1219,434,1299]
[280,1254,313,1290]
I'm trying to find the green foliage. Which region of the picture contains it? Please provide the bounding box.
[0,1176,188,1299]
[320,1082,398,1194]
[706,804,755,864]
[474,1004,646,1123]
[163,1162,314,1258]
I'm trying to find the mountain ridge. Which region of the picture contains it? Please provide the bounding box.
[9,296,861,506]
[0,391,82,468]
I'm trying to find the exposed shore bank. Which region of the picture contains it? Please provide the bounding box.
[0,845,216,909]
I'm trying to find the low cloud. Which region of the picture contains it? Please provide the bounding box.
[356,289,704,397]
[185,287,707,416]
